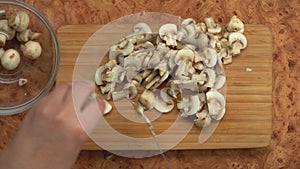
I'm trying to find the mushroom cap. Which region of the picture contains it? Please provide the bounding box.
[8,11,30,32]
[228,32,247,49]
[203,47,218,67]
[226,15,244,33]
[1,49,21,70]
[21,41,42,60]
[206,89,226,120]
[133,22,152,34]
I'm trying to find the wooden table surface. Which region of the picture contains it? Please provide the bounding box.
[1,0,299,168]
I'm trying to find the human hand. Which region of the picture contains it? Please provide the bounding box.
[0,81,105,169]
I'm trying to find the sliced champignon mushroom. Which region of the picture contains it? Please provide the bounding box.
[133,22,152,34]
[95,65,109,86]
[109,39,134,63]
[138,90,156,111]
[0,20,16,46]
[206,89,226,120]
[226,15,244,33]
[178,18,199,45]
[154,88,175,113]
[21,41,42,60]
[194,62,205,71]
[196,22,207,32]
[18,78,28,86]
[17,29,41,42]
[159,23,178,47]
[218,47,232,65]
[103,100,113,115]
[1,49,21,70]
[203,47,218,67]
[177,95,200,117]
[204,17,222,34]
[214,74,226,89]
[193,51,204,63]
[124,56,143,81]
[192,71,207,85]
[228,32,247,56]
[204,68,216,88]
[174,48,194,77]
[99,82,115,94]
[111,82,138,101]
[194,109,212,128]
[170,79,199,92]
[134,41,155,50]
[166,49,177,70]
[102,65,126,83]
[197,32,210,51]
[8,11,30,32]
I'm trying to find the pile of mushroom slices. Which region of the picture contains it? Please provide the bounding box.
[95,16,247,128]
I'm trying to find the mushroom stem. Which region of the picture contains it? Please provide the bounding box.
[175,60,188,77]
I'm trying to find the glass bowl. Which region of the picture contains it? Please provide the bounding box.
[0,0,59,115]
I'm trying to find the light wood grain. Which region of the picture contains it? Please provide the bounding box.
[57,24,272,150]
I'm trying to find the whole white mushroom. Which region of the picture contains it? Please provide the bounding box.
[1,49,21,70]
[21,41,42,60]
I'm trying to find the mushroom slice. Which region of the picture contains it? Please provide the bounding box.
[203,47,218,67]
[100,82,115,94]
[154,88,175,113]
[214,74,226,90]
[170,79,198,92]
[228,32,247,56]
[95,66,109,86]
[206,89,226,120]
[205,17,222,34]
[139,90,156,111]
[204,68,216,88]
[103,100,112,115]
[111,82,138,101]
[194,109,212,128]
[192,71,207,85]
[218,47,232,64]
[103,65,126,83]
[177,95,200,117]
[226,15,244,33]
[159,23,178,47]
[174,48,194,77]
[197,32,210,51]
[124,57,143,81]
[178,18,199,45]
[166,49,177,70]
[133,22,152,34]
[109,39,134,61]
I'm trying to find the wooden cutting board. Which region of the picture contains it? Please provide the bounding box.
[57,24,272,150]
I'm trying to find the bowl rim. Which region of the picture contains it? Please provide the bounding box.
[0,0,60,115]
